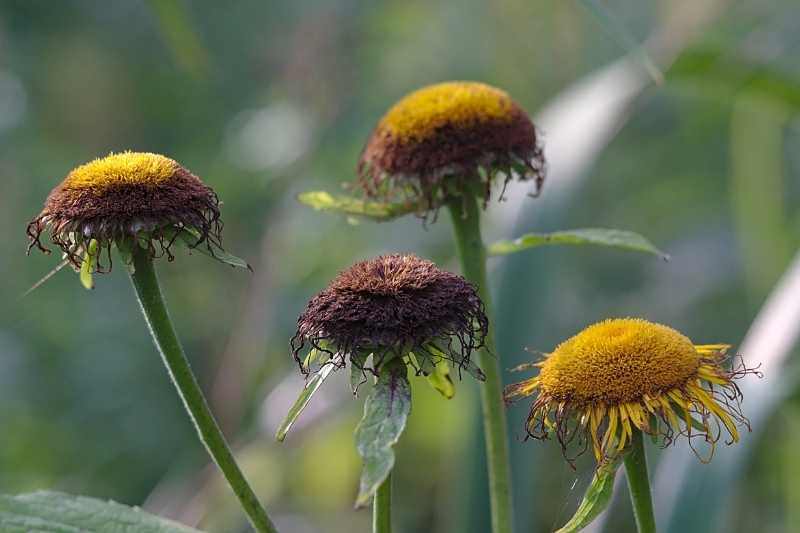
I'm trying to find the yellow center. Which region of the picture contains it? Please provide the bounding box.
[378,82,516,142]
[63,152,179,191]
[539,318,701,405]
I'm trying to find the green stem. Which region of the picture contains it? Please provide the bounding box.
[373,472,392,533]
[128,246,278,533]
[447,196,513,533]
[623,430,657,533]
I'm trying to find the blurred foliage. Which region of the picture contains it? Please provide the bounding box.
[1,1,799,532]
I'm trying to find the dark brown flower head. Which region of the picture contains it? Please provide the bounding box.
[27,152,223,271]
[292,254,488,380]
[357,81,545,216]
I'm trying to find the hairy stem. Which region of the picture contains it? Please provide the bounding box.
[624,429,657,533]
[373,472,392,533]
[447,196,513,533]
[129,245,278,533]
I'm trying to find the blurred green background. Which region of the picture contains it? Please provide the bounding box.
[2,1,800,532]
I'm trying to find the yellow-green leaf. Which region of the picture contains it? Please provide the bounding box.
[79,240,99,290]
[275,361,335,442]
[297,191,418,221]
[488,228,668,260]
[556,459,620,533]
[426,358,456,399]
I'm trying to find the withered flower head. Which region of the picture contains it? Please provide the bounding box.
[292,254,488,380]
[357,81,545,215]
[27,151,223,271]
[505,318,760,464]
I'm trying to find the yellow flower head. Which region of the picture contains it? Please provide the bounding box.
[504,318,760,463]
[357,81,545,216]
[27,151,223,272]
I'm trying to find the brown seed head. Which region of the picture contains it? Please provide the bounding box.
[357,82,545,215]
[292,254,488,379]
[26,152,223,270]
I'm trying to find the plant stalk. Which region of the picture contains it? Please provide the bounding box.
[447,195,513,533]
[373,472,392,533]
[624,429,657,533]
[128,245,278,533]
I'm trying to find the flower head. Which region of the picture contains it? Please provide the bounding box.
[292,254,488,380]
[505,318,760,463]
[27,151,223,270]
[357,82,544,215]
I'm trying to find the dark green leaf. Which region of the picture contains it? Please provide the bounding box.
[0,491,202,532]
[488,228,668,260]
[555,459,621,533]
[276,361,336,442]
[176,228,251,271]
[297,191,418,221]
[354,360,411,507]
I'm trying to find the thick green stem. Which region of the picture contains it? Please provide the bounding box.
[129,246,278,533]
[447,196,513,533]
[624,430,657,533]
[373,472,392,533]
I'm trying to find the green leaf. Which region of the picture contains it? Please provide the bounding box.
[0,491,202,532]
[555,459,621,533]
[297,191,418,221]
[79,240,99,290]
[275,361,336,442]
[350,352,369,395]
[354,360,411,507]
[487,228,668,260]
[176,228,252,271]
[116,237,135,273]
[426,358,456,399]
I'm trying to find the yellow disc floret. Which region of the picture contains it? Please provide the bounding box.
[378,82,516,142]
[63,152,178,192]
[539,319,701,405]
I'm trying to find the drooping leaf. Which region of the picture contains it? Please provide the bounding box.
[297,191,418,221]
[354,360,412,507]
[176,227,252,271]
[426,358,456,399]
[555,459,621,533]
[79,239,99,290]
[426,343,485,382]
[276,360,336,442]
[0,491,202,532]
[487,228,668,260]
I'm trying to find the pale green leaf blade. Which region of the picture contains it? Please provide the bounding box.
[555,459,621,533]
[354,361,411,507]
[488,228,668,260]
[426,358,456,399]
[297,191,418,221]
[0,491,202,532]
[176,228,252,271]
[276,362,336,442]
[79,240,99,290]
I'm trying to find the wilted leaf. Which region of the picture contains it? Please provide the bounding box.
[555,459,621,533]
[297,191,418,221]
[0,491,202,532]
[488,228,667,260]
[176,228,251,271]
[276,361,335,442]
[354,360,411,507]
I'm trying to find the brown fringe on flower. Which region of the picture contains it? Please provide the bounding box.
[291,254,488,381]
[26,152,223,271]
[356,82,545,217]
[504,319,761,466]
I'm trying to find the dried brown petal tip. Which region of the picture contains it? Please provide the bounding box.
[26,151,224,271]
[292,254,489,380]
[357,82,545,217]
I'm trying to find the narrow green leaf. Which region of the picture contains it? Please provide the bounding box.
[275,362,335,442]
[354,360,411,507]
[79,240,99,290]
[0,491,202,532]
[555,459,621,533]
[426,358,456,399]
[488,228,668,260]
[176,228,252,271]
[297,191,418,221]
